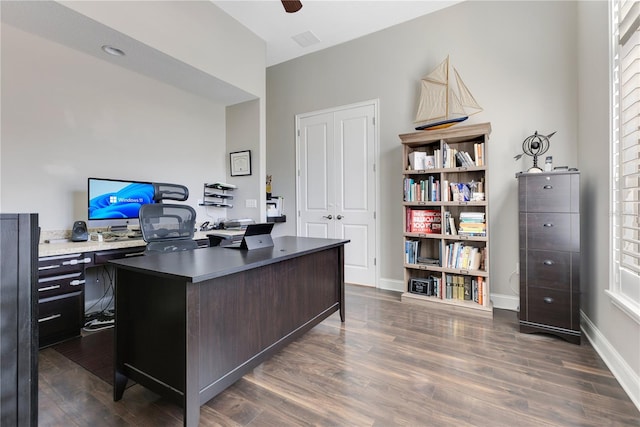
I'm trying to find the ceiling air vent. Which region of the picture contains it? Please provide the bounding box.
[292,30,321,48]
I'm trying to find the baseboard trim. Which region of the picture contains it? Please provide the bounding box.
[378,278,404,293]
[581,311,640,412]
[491,293,519,311]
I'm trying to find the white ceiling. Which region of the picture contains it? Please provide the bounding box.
[211,0,463,66]
[1,0,461,105]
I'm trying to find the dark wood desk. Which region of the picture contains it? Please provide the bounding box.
[110,236,348,427]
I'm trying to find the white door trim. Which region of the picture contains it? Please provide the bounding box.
[295,99,380,287]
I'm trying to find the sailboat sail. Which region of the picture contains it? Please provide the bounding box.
[414,56,482,130]
[454,67,483,116]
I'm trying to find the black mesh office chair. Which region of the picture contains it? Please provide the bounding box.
[139,183,198,254]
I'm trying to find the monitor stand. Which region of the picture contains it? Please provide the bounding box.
[109,225,128,233]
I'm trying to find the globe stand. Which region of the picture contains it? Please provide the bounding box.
[528,154,543,173]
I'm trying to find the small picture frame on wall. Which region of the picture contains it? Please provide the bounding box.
[230,150,252,176]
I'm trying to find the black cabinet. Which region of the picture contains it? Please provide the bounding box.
[37,252,89,348]
[517,171,581,344]
[0,213,38,426]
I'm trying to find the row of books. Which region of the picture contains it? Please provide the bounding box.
[403,177,440,202]
[407,142,486,171]
[404,239,486,272]
[408,274,485,304]
[403,174,485,203]
[409,210,487,237]
[443,242,485,271]
[442,142,486,168]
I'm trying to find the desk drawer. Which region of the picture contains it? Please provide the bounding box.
[38,271,84,299]
[38,253,90,277]
[93,247,145,265]
[38,291,83,348]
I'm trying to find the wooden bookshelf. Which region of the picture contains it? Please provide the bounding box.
[400,122,492,316]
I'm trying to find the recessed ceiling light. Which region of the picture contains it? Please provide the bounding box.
[101,45,125,57]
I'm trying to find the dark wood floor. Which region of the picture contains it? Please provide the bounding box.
[38,284,640,426]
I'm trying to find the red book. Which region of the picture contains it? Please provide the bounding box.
[409,209,441,234]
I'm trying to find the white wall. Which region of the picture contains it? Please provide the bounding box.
[577,0,640,409]
[1,0,267,232]
[267,1,578,304]
[0,23,227,230]
[226,99,265,221]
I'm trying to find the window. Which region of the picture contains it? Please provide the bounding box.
[609,0,640,323]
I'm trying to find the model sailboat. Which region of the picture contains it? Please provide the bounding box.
[415,56,483,131]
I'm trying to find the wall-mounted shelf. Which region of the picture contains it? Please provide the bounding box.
[267,215,286,223]
[199,182,235,208]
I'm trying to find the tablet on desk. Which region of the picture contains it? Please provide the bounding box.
[225,223,274,250]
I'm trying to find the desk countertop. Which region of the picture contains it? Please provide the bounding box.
[110,236,349,283]
[38,230,242,257]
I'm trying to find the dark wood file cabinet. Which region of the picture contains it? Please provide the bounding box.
[517,171,581,344]
[1,214,38,426]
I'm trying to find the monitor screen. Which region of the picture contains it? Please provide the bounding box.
[88,178,155,223]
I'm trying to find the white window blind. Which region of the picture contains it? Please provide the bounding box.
[611,0,640,321]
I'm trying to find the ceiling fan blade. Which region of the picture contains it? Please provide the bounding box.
[282,0,302,13]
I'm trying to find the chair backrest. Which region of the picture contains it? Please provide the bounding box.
[152,183,189,202]
[139,183,198,254]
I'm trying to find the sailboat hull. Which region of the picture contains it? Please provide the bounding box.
[415,116,468,131]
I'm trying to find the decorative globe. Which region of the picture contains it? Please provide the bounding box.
[519,131,555,172]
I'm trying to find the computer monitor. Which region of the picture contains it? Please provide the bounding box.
[87,177,155,230]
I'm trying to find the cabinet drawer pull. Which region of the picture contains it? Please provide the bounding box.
[543,185,553,189]
[543,297,554,304]
[124,252,145,257]
[62,257,91,266]
[39,264,62,271]
[39,314,62,323]
[543,223,554,227]
[70,279,86,286]
[38,284,61,292]
[543,260,554,266]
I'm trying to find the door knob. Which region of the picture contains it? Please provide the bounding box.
[336,215,343,220]
[323,215,333,220]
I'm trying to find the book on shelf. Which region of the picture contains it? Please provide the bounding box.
[442,274,484,304]
[443,211,457,235]
[464,276,472,300]
[408,151,435,170]
[405,240,419,264]
[455,151,475,168]
[417,257,440,265]
[442,142,449,168]
[458,211,486,237]
[407,209,441,233]
[474,142,485,166]
[460,211,485,220]
[473,276,485,305]
[444,242,484,270]
[442,179,449,202]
